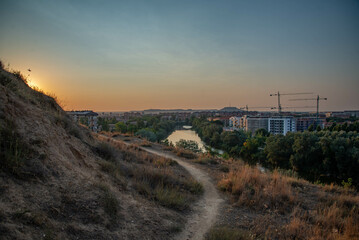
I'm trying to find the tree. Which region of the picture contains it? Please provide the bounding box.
[290,132,323,181]
[135,129,157,142]
[264,133,294,169]
[115,122,127,133]
[176,139,201,153]
[240,135,266,165]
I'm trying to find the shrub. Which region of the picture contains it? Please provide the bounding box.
[0,120,29,176]
[96,142,117,162]
[176,148,197,159]
[98,184,119,221]
[154,185,188,210]
[218,164,295,211]
[193,157,219,165]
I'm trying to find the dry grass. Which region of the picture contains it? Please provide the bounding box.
[175,148,197,159]
[95,135,203,210]
[283,195,359,240]
[193,156,219,165]
[218,164,295,212]
[206,226,252,240]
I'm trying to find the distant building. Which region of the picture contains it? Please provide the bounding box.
[67,110,99,132]
[243,116,269,134]
[268,117,296,135]
[344,110,359,118]
[296,117,325,131]
[208,116,231,126]
[229,116,242,128]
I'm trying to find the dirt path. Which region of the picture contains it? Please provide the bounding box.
[141,147,224,240]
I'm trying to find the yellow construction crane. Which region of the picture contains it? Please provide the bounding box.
[270,92,313,114]
[289,95,328,125]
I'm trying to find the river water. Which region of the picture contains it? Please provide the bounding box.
[166,126,207,152]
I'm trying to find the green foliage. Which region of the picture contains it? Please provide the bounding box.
[341,178,353,189]
[264,131,359,188]
[264,133,294,169]
[240,135,266,165]
[79,116,88,126]
[115,121,127,133]
[176,139,201,153]
[135,128,157,142]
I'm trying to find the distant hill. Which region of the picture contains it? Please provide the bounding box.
[219,106,242,112]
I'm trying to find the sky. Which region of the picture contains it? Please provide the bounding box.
[0,0,358,111]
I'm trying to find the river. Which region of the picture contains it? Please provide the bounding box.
[166,126,207,152]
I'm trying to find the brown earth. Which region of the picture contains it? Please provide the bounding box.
[0,68,204,240]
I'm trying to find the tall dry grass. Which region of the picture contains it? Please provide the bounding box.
[218,164,295,211]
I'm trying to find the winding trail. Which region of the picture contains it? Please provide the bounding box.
[101,135,224,240]
[141,147,224,240]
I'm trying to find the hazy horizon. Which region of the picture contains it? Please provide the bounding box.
[1,0,358,112]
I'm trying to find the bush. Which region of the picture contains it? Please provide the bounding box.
[95,142,117,162]
[0,120,29,176]
[218,165,295,211]
[98,184,119,222]
[176,148,197,159]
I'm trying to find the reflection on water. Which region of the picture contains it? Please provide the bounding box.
[166,129,206,151]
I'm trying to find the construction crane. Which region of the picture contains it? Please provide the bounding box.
[240,105,276,112]
[289,95,327,125]
[270,92,313,114]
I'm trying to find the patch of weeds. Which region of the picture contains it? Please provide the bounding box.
[219,165,229,173]
[97,184,119,222]
[206,226,252,240]
[0,120,31,177]
[185,179,204,195]
[176,149,197,159]
[68,126,82,139]
[154,185,188,210]
[12,70,28,84]
[132,167,202,210]
[95,142,117,162]
[153,157,177,168]
[140,141,152,147]
[194,157,219,165]
[168,223,184,233]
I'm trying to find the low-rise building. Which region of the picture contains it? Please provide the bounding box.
[67,110,99,132]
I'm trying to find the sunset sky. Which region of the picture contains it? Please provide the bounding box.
[1,0,358,111]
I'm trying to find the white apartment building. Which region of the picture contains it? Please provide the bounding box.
[229,116,242,128]
[268,117,296,135]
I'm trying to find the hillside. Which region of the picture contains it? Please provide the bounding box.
[0,66,203,239]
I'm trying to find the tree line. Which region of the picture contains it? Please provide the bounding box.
[191,117,359,188]
[98,115,178,142]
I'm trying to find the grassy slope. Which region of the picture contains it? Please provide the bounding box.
[0,67,202,240]
[125,137,359,240]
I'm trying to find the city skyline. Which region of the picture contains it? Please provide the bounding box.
[1,0,358,111]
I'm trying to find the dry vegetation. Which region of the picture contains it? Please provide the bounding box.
[96,136,203,211]
[0,67,203,239]
[208,160,359,240]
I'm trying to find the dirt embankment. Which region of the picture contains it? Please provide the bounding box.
[0,68,204,240]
